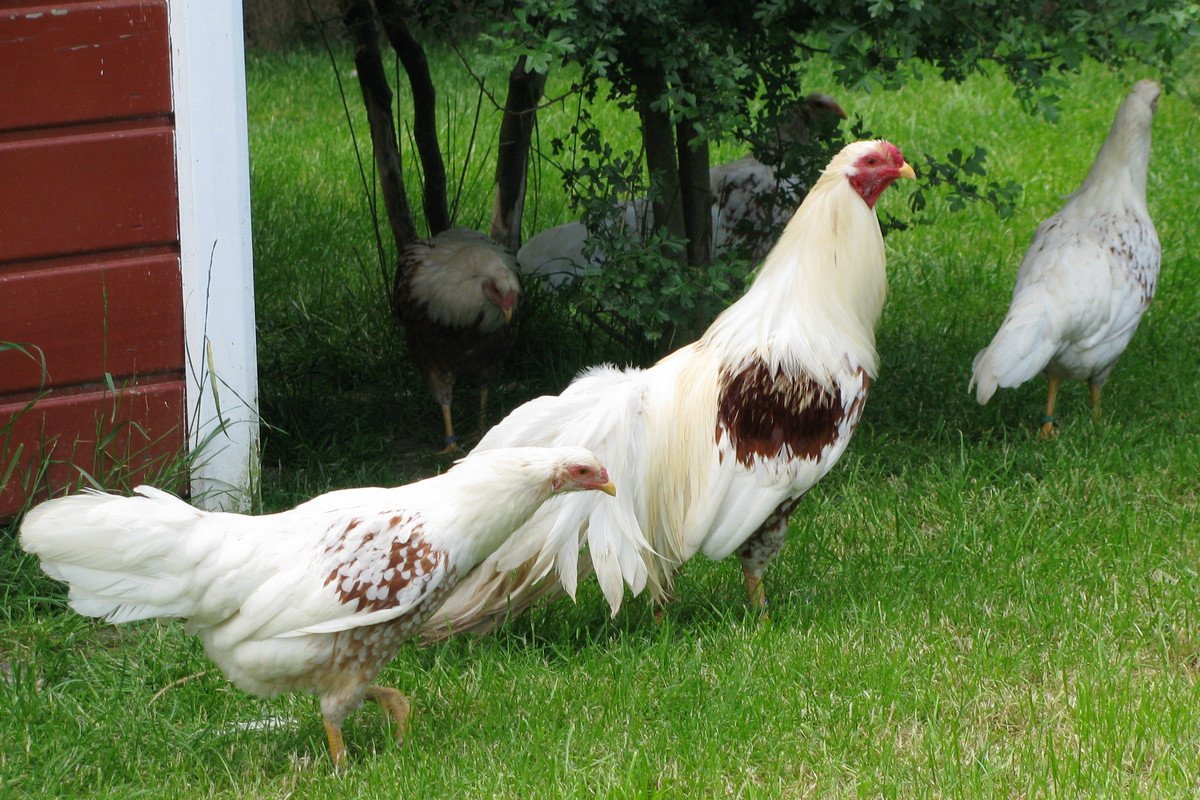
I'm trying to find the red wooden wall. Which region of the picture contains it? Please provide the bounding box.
[0,0,187,516]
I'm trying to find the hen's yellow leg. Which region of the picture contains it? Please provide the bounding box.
[323,716,347,769]
[652,589,676,625]
[1089,382,1103,421]
[438,405,461,453]
[366,686,411,745]
[1039,374,1061,439]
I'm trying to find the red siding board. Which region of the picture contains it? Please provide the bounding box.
[0,0,188,517]
[0,252,184,394]
[0,1,172,132]
[0,125,178,264]
[0,379,186,516]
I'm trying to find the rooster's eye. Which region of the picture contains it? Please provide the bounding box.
[866,157,878,166]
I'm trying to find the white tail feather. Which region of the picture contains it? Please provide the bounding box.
[970,287,1059,404]
[19,488,220,624]
[420,366,659,638]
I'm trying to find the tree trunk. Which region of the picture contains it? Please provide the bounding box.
[371,0,451,235]
[491,56,548,252]
[340,0,417,249]
[676,116,712,267]
[633,68,685,263]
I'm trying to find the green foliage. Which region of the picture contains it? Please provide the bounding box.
[547,113,753,354]
[905,145,1023,222]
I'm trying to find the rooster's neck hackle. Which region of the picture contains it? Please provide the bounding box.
[700,142,890,383]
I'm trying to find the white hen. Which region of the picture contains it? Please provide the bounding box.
[19,447,615,766]
[970,80,1161,436]
[421,140,915,639]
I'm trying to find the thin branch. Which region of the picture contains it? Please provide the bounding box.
[583,308,638,352]
[451,83,486,225]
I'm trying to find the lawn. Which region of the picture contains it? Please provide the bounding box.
[2,39,1200,799]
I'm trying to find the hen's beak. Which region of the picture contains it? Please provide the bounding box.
[502,307,514,324]
[898,162,916,180]
[598,480,617,497]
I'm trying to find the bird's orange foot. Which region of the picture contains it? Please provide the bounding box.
[367,686,411,746]
[436,438,463,455]
[1038,415,1058,440]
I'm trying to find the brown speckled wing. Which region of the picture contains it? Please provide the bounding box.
[321,512,451,616]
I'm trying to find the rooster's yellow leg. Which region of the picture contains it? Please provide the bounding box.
[1039,374,1061,439]
[1089,382,1103,421]
[323,716,347,768]
[366,686,411,745]
[743,568,768,617]
[437,405,461,453]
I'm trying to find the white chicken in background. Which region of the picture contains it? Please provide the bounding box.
[421,140,915,639]
[19,447,615,766]
[970,80,1161,437]
[517,93,847,288]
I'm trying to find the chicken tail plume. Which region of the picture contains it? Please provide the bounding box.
[19,487,213,624]
[970,286,1059,404]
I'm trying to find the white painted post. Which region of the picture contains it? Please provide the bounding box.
[169,0,260,511]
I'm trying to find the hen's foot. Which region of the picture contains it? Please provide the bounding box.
[367,685,411,745]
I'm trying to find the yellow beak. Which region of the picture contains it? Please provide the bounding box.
[898,162,916,180]
[502,307,514,324]
[598,480,617,497]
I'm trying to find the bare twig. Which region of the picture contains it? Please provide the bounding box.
[149,670,210,705]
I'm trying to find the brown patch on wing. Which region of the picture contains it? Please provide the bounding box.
[716,360,868,467]
[322,514,448,613]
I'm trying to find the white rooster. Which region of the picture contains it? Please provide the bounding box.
[421,140,915,638]
[970,80,1161,436]
[393,227,521,451]
[19,447,615,767]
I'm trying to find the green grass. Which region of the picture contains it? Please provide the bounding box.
[3,42,1200,798]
